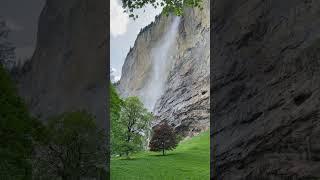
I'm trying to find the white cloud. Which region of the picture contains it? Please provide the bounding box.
[110,0,129,37]
[114,75,121,82]
[110,67,121,82]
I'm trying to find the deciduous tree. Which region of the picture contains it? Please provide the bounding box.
[33,111,108,179]
[0,18,42,180]
[122,0,203,19]
[110,82,124,155]
[149,122,178,156]
[0,18,15,68]
[117,97,153,157]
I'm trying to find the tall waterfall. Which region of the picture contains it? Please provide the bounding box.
[140,16,181,112]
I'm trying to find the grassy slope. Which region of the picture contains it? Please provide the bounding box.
[111,131,210,180]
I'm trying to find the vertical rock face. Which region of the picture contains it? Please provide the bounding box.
[118,0,210,137]
[18,0,107,129]
[212,0,320,179]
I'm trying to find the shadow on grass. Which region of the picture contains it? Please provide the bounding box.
[118,157,139,161]
[113,151,180,161]
[149,152,178,157]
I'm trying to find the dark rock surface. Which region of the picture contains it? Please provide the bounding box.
[18,0,107,130]
[212,0,320,179]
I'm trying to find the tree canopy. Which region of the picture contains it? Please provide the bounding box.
[121,0,203,19]
[120,97,153,157]
[110,90,153,157]
[149,121,178,155]
[33,111,108,179]
[0,63,34,180]
[110,83,124,154]
[0,19,43,179]
[0,19,15,68]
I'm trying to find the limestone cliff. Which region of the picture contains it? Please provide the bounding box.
[212,0,320,179]
[18,0,107,130]
[118,0,210,137]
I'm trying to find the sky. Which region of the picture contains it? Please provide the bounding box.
[0,0,44,63]
[0,0,161,79]
[110,0,162,82]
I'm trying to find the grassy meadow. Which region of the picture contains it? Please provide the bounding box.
[111,131,210,180]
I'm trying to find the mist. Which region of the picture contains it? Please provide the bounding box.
[140,16,181,112]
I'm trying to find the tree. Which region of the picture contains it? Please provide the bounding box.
[110,82,124,155]
[33,111,108,179]
[0,64,33,180]
[0,18,15,69]
[122,0,203,19]
[117,96,153,157]
[149,122,178,156]
[0,18,43,179]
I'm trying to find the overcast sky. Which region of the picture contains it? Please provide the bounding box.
[0,0,160,79]
[0,0,44,62]
[110,0,162,81]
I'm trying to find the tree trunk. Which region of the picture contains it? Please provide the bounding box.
[162,141,165,156]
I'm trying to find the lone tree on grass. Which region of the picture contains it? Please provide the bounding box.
[149,122,178,156]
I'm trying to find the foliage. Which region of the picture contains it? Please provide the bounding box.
[0,19,15,67]
[0,65,32,179]
[114,96,153,157]
[111,131,210,179]
[121,0,203,19]
[149,122,178,155]
[33,111,108,179]
[110,83,124,154]
[0,20,43,179]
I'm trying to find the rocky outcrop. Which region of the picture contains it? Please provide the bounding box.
[18,0,107,129]
[118,0,210,137]
[212,0,320,179]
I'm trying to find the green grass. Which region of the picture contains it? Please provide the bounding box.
[111,131,210,180]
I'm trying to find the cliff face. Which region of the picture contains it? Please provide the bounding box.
[118,0,210,137]
[212,0,320,179]
[18,0,107,129]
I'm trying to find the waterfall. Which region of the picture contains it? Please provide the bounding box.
[141,16,181,113]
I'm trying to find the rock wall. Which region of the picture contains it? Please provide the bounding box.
[212,0,320,179]
[18,0,107,130]
[118,0,210,137]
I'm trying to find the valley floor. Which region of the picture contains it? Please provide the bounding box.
[111,131,210,180]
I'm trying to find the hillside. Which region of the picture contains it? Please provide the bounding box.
[111,131,209,180]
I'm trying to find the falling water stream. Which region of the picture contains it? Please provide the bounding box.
[141,16,181,113]
[139,16,181,150]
